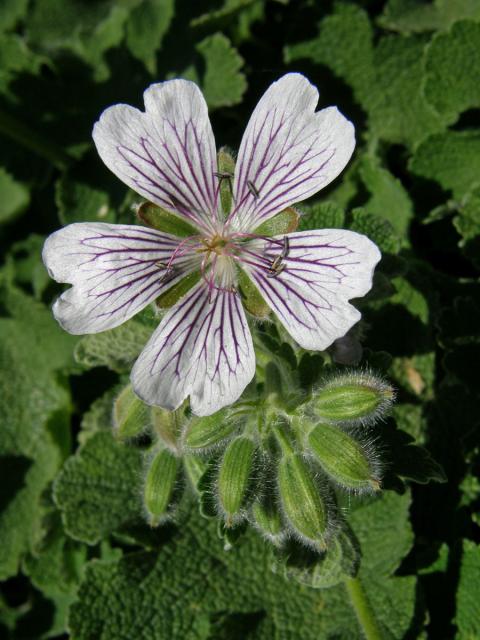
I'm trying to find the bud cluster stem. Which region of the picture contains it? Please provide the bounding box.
[345,576,383,640]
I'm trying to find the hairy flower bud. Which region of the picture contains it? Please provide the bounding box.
[314,372,394,425]
[151,406,182,452]
[143,448,180,526]
[113,385,150,440]
[308,423,381,492]
[251,494,284,544]
[217,436,256,524]
[183,409,238,451]
[277,453,330,549]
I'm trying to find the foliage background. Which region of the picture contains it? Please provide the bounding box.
[1,0,480,638]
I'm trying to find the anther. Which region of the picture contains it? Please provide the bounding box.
[247,180,260,199]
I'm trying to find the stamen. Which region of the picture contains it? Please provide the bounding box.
[247,180,260,199]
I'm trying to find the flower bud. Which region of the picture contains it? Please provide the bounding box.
[113,385,150,440]
[183,409,238,451]
[251,494,284,544]
[314,372,394,425]
[308,423,381,492]
[277,453,329,549]
[143,448,180,526]
[151,406,182,452]
[217,436,256,524]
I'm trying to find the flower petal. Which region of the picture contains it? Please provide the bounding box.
[131,282,255,416]
[229,73,355,232]
[42,223,197,334]
[239,230,381,350]
[93,79,219,233]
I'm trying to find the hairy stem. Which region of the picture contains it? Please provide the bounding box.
[345,576,383,640]
[0,107,73,170]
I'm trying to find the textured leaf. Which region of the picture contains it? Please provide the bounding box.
[0,166,29,224]
[298,201,346,231]
[126,0,174,74]
[424,20,480,122]
[455,540,480,639]
[379,0,480,34]
[410,130,480,198]
[0,284,76,579]
[349,207,400,254]
[74,318,153,373]
[55,173,115,225]
[68,491,418,639]
[53,431,143,544]
[197,33,247,109]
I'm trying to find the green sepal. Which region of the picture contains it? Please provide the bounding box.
[183,408,239,451]
[113,385,150,441]
[217,436,256,523]
[143,448,180,526]
[253,207,299,236]
[155,270,201,309]
[137,201,199,237]
[251,490,284,543]
[183,454,209,492]
[151,406,183,452]
[277,525,360,589]
[277,453,329,549]
[217,147,236,216]
[238,268,271,318]
[308,423,380,492]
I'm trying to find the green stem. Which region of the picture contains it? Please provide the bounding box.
[0,107,73,170]
[344,576,383,640]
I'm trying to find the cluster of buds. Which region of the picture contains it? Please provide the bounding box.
[113,367,394,570]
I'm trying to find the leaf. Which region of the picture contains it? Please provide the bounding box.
[424,20,480,123]
[74,318,153,373]
[0,283,76,579]
[298,201,346,231]
[125,0,174,74]
[349,207,400,254]
[379,0,480,34]
[197,33,247,109]
[26,0,136,81]
[53,431,143,544]
[68,491,419,639]
[455,540,480,639]
[55,173,115,225]
[0,33,44,97]
[0,0,29,33]
[285,4,446,148]
[0,166,29,224]
[358,155,413,238]
[410,130,480,198]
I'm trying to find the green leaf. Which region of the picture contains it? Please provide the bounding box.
[69,491,419,639]
[0,0,29,33]
[298,201,346,231]
[125,0,174,74]
[285,4,446,148]
[53,431,143,544]
[74,318,153,373]
[455,540,480,639]
[379,0,480,34]
[0,166,29,224]
[55,173,115,225]
[358,156,413,238]
[0,33,44,97]
[410,130,480,198]
[197,33,247,109]
[424,20,480,123]
[0,283,76,579]
[26,0,137,81]
[349,207,400,254]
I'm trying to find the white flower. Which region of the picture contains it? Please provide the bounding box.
[42,73,380,416]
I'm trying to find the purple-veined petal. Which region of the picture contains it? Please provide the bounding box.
[93,80,219,234]
[228,73,355,232]
[42,222,198,335]
[131,281,255,416]
[239,230,381,350]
